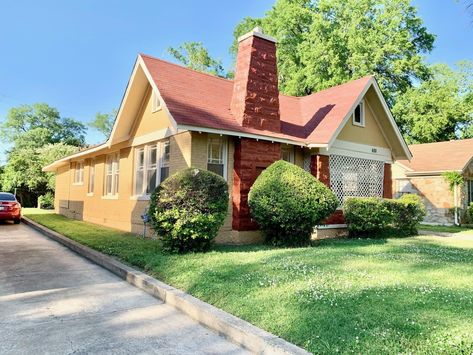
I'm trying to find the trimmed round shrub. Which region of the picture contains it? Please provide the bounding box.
[38,191,54,209]
[344,197,393,236]
[387,194,426,235]
[248,160,338,246]
[148,168,228,253]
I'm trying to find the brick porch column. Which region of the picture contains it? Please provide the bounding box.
[383,163,392,198]
[310,154,330,187]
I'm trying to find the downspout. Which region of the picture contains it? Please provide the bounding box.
[454,184,459,226]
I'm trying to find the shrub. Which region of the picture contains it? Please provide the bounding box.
[465,202,473,224]
[344,197,392,236]
[38,191,54,209]
[248,160,338,246]
[386,194,426,235]
[148,168,228,253]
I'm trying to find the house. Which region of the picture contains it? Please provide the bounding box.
[393,139,473,225]
[44,27,411,243]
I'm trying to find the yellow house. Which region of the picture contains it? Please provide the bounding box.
[44,28,411,243]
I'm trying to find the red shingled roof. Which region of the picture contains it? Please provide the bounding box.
[397,139,473,173]
[141,54,372,145]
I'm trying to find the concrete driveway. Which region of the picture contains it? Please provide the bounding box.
[0,222,248,354]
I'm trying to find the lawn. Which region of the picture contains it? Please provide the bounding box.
[419,223,473,235]
[24,209,473,354]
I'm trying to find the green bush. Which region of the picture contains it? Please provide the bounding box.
[466,202,473,224]
[38,191,54,209]
[344,194,426,237]
[148,168,228,253]
[344,197,392,236]
[387,194,426,235]
[248,160,338,246]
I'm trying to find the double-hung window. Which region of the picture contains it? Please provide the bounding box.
[105,153,120,196]
[281,145,295,163]
[73,162,84,184]
[88,159,95,194]
[207,135,227,179]
[468,180,473,205]
[134,139,170,196]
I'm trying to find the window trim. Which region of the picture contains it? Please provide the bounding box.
[467,179,473,205]
[103,152,120,197]
[73,161,84,185]
[281,145,295,163]
[87,159,95,195]
[133,139,170,198]
[207,135,228,180]
[352,100,365,127]
[151,91,162,113]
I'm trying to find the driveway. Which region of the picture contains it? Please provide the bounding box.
[0,222,248,354]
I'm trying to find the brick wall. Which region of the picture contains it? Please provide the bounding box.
[310,154,330,187]
[232,138,281,230]
[383,163,392,198]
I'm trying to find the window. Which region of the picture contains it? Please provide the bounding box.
[352,100,365,126]
[105,153,120,196]
[281,145,295,163]
[207,136,227,179]
[73,162,84,184]
[134,139,170,196]
[329,154,384,205]
[468,180,473,205]
[88,160,95,194]
[151,91,161,112]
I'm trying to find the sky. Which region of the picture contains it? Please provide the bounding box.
[1,0,472,164]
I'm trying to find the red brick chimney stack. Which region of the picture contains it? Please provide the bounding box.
[230,27,281,133]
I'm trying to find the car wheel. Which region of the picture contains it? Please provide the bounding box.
[13,219,21,224]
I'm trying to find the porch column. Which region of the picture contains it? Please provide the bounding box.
[310,154,330,187]
[383,163,392,198]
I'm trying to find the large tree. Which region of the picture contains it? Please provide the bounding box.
[89,110,117,138]
[168,42,232,78]
[392,61,473,143]
[231,0,434,103]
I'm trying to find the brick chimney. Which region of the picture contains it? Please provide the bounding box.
[231,27,280,133]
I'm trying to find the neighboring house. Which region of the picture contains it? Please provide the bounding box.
[393,139,473,225]
[44,28,411,243]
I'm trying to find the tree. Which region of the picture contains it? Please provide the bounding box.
[168,42,232,78]
[2,103,86,147]
[392,61,473,143]
[89,110,116,138]
[231,0,434,103]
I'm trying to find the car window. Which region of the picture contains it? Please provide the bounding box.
[0,193,16,201]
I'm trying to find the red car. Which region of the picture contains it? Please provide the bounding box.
[0,192,21,224]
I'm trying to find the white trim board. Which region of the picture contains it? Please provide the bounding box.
[319,139,392,162]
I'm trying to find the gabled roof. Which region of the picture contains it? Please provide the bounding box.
[397,139,473,174]
[141,54,374,146]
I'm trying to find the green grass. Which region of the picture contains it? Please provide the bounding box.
[24,209,473,354]
[420,223,473,235]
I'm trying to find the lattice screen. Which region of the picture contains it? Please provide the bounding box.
[303,153,311,172]
[329,154,384,205]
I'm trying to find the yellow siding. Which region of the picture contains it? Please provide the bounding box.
[337,98,390,148]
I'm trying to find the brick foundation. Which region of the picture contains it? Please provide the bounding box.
[232,138,281,231]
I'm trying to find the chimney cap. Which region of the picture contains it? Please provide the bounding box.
[237,27,277,43]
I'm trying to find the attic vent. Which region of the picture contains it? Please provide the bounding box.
[329,154,384,205]
[151,91,161,112]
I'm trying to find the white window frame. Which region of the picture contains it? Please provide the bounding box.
[281,145,295,163]
[104,153,120,197]
[73,161,84,185]
[87,159,95,195]
[133,139,170,197]
[352,100,365,127]
[151,91,162,113]
[207,135,228,180]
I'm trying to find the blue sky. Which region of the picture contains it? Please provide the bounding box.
[1,0,472,164]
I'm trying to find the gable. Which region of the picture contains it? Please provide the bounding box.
[336,96,390,149]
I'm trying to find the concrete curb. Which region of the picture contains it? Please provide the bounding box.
[22,217,310,355]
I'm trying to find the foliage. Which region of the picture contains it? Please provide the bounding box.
[248,160,337,246]
[25,210,473,354]
[168,42,232,78]
[392,62,473,143]
[386,194,426,235]
[89,110,116,138]
[1,103,86,147]
[38,191,55,209]
[344,195,426,236]
[466,203,473,224]
[148,168,228,253]
[344,197,393,235]
[442,171,465,191]
[231,0,434,104]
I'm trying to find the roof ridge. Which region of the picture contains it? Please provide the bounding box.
[140,53,234,84]
[409,138,473,147]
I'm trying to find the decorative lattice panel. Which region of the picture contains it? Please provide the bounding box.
[329,154,384,205]
[303,154,312,172]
